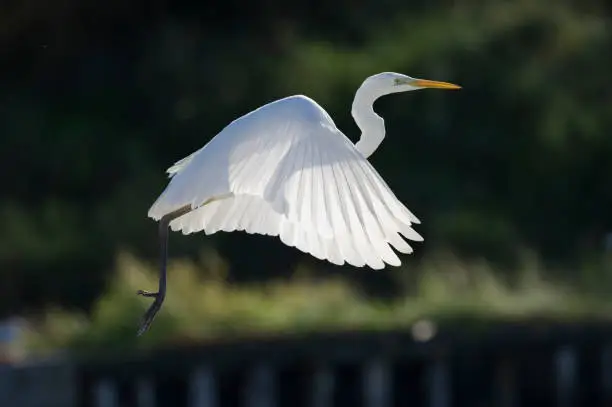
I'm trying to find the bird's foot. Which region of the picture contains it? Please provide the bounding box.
[137,289,159,298]
[136,289,165,336]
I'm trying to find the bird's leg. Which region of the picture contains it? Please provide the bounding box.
[136,290,158,297]
[136,204,192,336]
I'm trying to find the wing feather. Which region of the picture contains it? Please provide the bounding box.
[320,146,364,267]
[150,95,422,269]
[351,159,420,253]
[341,157,401,267]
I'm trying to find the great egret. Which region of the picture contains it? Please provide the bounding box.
[137,72,461,335]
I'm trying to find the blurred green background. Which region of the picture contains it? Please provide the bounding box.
[1,0,612,354]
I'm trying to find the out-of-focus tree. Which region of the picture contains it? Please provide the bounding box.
[0,0,611,315]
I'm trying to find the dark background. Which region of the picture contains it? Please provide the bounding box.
[1,0,612,321]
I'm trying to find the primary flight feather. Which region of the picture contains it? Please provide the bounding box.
[137,72,461,335]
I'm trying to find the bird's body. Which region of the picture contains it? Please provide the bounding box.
[149,94,421,269]
[137,72,461,335]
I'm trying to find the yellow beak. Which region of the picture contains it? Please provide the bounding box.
[410,79,461,90]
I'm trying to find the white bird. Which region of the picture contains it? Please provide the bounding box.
[136,72,461,335]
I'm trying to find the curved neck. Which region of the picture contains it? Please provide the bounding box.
[351,83,387,158]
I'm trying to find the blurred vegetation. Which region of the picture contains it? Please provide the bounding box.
[20,250,612,355]
[1,0,612,330]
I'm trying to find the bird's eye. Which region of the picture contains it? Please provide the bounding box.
[393,78,402,86]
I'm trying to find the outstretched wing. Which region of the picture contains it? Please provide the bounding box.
[148,95,422,269]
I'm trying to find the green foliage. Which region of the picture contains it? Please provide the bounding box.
[1,0,612,314]
[20,251,612,356]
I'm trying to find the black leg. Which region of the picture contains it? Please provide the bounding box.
[137,205,192,336]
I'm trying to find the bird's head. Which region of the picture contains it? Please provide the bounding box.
[364,72,461,94]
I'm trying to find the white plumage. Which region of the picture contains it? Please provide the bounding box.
[149,73,461,270]
[136,72,461,335]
